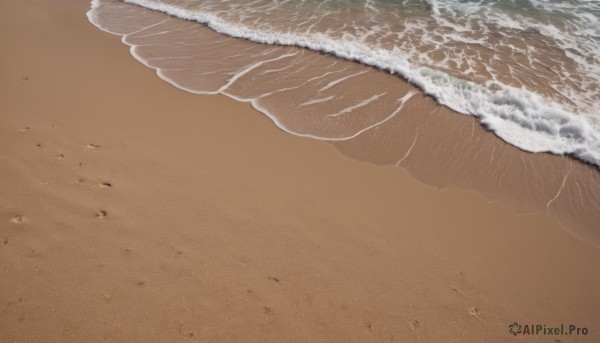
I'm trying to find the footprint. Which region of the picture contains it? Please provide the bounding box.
[56,154,65,159]
[87,144,101,149]
[19,127,30,132]
[268,276,280,283]
[468,306,481,318]
[10,215,25,224]
[28,248,44,259]
[75,178,85,184]
[34,143,42,148]
[409,319,422,330]
[96,210,108,219]
[99,181,112,188]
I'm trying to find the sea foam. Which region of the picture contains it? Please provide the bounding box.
[88,0,600,167]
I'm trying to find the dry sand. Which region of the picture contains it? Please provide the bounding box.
[1,0,599,342]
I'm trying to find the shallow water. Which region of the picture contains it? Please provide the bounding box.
[87,0,600,247]
[89,0,600,167]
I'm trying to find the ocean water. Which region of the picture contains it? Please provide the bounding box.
[87,0,600,167]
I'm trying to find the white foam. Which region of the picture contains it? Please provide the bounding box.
[325,93,387,118]
[88,0,600,167]
[300,96,335,106]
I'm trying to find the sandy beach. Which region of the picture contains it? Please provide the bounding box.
[1,0,599,342]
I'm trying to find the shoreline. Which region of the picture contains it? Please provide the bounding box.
[1,0,599,342]
[89,0,600,249]
[93,0,600,169]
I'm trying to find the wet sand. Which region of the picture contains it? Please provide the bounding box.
[1,0,599,342]
[89,0,600,246]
